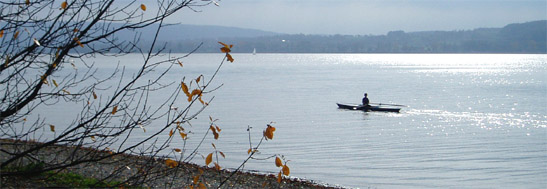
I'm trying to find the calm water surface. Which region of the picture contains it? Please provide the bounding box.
[44,54,547,188]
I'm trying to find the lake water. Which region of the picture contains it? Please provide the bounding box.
[40,54,547,188]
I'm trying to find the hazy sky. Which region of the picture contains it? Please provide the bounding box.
[173,0,547,35]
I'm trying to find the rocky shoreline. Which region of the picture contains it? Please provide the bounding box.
[0,139,341,188]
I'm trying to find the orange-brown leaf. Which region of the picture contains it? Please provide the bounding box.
[193,175,200,184]
[92,92,97,99]
[49,124,55,132]
[213,132,219,140]
[174,148,182,152]
[264,125,275,140]
[177,60,183,67]
[181,82,190,96]
[179,131,187,140]
[74,37,84,47]
[198,182,206,189]
[277,171,282,183]
[140,4,146,11]
[214,162,221,171]
[219,151,225,158]
[111,106,118,115]
[275,156,283,167]
[282,164,290,176]
[215,126,221,132]
[169,129,174,137]
[13,31,19,39]
[211,143,216,149]
[226,53,234,63]
[190,89,202,97]
[247,148,252,154]
[61,1,67,9]
[205,153,213,166]
[0,30,4,38]
[165,159,178,168]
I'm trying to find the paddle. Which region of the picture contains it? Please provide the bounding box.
[370,102,407,107]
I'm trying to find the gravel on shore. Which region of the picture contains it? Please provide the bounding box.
[1,139,341,188]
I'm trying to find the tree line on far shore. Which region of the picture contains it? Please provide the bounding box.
[149,20,546,54]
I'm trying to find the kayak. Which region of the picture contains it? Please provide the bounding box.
[337,103,401,113]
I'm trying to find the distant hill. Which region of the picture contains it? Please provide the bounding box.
[124,20,547,53]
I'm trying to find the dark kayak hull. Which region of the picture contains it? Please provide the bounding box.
[337,103,400,112]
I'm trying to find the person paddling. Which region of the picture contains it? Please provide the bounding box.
[362,93,370,106]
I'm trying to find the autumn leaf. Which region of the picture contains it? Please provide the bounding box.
[90,136,96,141]
[219,151,225,158]
[177,60,183,67]
[215,126,221,132]
[73,28,79,33]
[264,124,276,140]
[214,162,221,171]
[73,37,84,47]
[218,42,232,53]
[198,183,206,189]
[179,131,187,140]
[26,0,30,5]
[181,81,190,96]
[277,171,282,183]
[226,53,234,63]
[282,164,290,176]
[49,124,55,132]
[275,156,283,167]
[61,1,67,9]
[52,79,58,87]
[174,148,182,153]
[193,175,200,184]
[205,153,213,166]
[13,31,19,39]
[247,148,252,154]
[190,89,202,97]
[111,105,118,115]
[165,159,178,168]
[62,89,70,94]
[211,143,216,149]
[140,4,146,11]
[0,30,3,38]
[92,92,97,99]
[169,129,174,137]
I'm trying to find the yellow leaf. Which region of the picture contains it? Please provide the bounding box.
[92,92,97,99]
[205,153,213,166]
[111,105,118,115]
[174,148,182,153]
[13,31,19,39]
[226,53,234,63]
[275,156,283,167]
[247,148,252,154]
[49,124,55,132]
[282,164,290,176]
[165,159,178,168]
[62,89,70,94]
[218,42,232,53]
[52,79,58,87]
[277,171,282,183]
[140,4,146,11]
[61,1,67,9]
